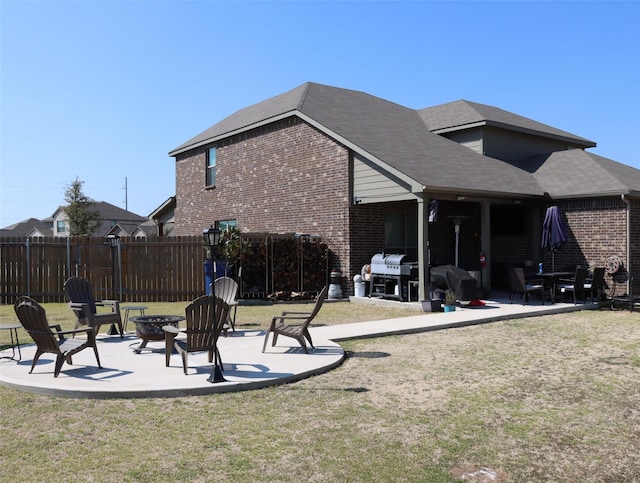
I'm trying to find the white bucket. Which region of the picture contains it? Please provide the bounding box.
[354,282,366,297]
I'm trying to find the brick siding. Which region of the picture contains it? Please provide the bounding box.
[175,117,353,287]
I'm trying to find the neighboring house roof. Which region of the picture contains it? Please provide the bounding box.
[26,226,54,237]
[108,222,142,237]
[149,196,176,220]
[108,220,157,237]
[418,99,596,148]
[134,222,158,237]
[529,149,640,198]
[0,218,50,237]
[51,201,148,224]
[1,202,150,238]
[170,81,637,200]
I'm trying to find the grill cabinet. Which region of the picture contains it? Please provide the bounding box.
[369,253,418,301]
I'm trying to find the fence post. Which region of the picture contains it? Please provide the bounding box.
[25,238,31,298]
[66,237,71,281]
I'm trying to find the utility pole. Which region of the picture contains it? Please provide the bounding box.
[124,177,128,211]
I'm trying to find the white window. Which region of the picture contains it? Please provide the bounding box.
[216,220,236,232]
[57,221,67,233]
[206,147,216,186]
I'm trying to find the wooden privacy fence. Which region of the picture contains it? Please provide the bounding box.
[0,235,328,304]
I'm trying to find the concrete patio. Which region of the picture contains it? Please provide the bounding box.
[0,294,590,398]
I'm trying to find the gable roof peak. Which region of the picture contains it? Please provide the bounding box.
[419,99,595,148]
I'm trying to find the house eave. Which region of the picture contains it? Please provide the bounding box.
[432,120,596,148]
[168,111,297,157]
[548,189,640,200]
[423,186,545,201]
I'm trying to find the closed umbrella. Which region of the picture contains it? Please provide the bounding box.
[541,206,567,272]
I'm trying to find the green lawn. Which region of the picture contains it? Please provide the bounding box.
[1,303,639,482]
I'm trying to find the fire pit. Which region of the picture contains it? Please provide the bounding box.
[131,315,186,353]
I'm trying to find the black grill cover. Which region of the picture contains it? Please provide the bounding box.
[430,265,478,301]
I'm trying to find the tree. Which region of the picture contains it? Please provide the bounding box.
[62,177,100,237]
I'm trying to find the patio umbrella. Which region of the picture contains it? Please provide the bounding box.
[541,205,567,272]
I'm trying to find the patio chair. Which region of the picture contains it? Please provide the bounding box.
[213,276,239,334]
[14,296,101,377]
[585,267,606,303]
[63,276,124,337]
[556,267,588,304]
[508,267,544,305]
[163,295,230,375]
[262,286,328,354]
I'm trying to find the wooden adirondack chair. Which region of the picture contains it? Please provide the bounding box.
[163,295,229,375]
[63,277,124,337]
[262,286,328,354]
[14,296,101,377]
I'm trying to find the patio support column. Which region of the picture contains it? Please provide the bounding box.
[481,201,491,290]
[417,196,429,301]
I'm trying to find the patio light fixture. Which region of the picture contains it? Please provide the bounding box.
[203,225,221,251]
[105,234,121,335]
[202,225,226,383]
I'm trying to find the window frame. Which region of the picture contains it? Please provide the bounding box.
[206,147,217,187]
[216,219,237,232]
[384,212,418,261]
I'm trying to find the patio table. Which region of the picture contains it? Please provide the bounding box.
[0,323,22,361]
[122,305,148,332]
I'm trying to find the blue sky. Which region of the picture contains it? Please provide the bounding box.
[1,1,639,228]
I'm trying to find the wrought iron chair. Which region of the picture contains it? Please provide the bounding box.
[262,286,328,353]
[508,267,544,305]
[163,295,229,375]
[556,267,588,304]
[584,267,606,303]
[14,296,101,377]
[63,277,124,337]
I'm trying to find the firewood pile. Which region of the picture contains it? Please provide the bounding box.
[267,290,319,302]
[237,234,328,298]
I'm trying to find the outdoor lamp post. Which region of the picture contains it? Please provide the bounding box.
[203,226,226,383]
[106,234,120,336]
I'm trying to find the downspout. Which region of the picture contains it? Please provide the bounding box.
[622,194,631,294]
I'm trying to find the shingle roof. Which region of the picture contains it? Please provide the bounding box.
[170,82,636,199]
[0,218,50,237]
[530,149,640,198]
[292,84,543,196]
[90,202,148,223]
[419,99,596,148]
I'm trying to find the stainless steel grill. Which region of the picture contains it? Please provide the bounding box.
[369,253,418,302]
[370,253,414,277]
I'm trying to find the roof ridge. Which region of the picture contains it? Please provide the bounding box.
[296,82,314,111]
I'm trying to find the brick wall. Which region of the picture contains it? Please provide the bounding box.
[349,203,386,283]
[554,198,626,267]
[175,117,352,285]
[552,198,636,295]
[628,198,639,295]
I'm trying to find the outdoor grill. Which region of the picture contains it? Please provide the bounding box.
[369,253,418,301]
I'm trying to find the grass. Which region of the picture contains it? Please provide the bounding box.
[1,302,639,482]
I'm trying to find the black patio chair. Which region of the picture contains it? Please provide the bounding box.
[508,267,544,305]
[556,267,588,304]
